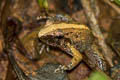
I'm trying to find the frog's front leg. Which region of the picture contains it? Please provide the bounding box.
[54,43,82,73]
[33,38,50,59]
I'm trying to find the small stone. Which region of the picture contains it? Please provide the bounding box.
[29,63,69,80]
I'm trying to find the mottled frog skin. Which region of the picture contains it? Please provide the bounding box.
[38,19,107,72]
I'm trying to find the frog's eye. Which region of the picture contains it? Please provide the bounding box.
[55,36,64,39]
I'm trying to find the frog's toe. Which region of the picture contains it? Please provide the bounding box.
[54,65,67,73]
[46,45,50,52]
[39,44,46,55]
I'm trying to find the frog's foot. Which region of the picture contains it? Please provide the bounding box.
[54,65,67,73]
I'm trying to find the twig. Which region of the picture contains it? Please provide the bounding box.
[90,0,100,18]
[103,0,120,14]
[8,49,30,80]
[81,0,114,67]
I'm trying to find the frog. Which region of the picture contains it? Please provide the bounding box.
[38,17,107,73]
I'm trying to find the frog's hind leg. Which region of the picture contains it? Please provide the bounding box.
[54,43,82,73]
[85,41,107,71]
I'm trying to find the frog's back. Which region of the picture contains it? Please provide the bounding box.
[63,26,95,52]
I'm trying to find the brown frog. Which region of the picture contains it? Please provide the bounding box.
[38,20,107,72]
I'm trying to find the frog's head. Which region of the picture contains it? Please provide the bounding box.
[38,23,68,51]
[39,30,65,46]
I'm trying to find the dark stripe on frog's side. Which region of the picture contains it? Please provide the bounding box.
[38,23,89,38]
